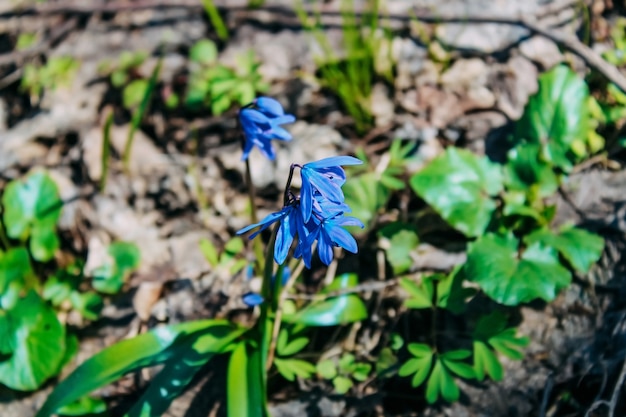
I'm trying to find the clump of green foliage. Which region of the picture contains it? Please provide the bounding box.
[297,0,394,133]
[182,39,268,115]
[0,170,140,393]
[21,56,79,103]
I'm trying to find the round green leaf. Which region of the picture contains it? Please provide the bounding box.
[332,376,353,394]
[515,65,589,171]
[189,39,218,65]
[2,171,62,242]
[316,359,337,380]
[410,148,502,237]
[465,234,571,305]
[0,291,66,391]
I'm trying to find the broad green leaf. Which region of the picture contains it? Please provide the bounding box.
[30,225,60,262]
[410,148,502,237]
[125,326,243,417]
[338,353,355,372]
[92,242,140,294]
[2,171,62,259]
[227,342,265,417]
[378,223,419,274]
[473,340,503,381]
[332,376,353,394]
[504,143,559,198]
[515,65,589,171]
[0,291,66,391]
[189,39,218,65]
[0,247,35,306]
[37,320,238,417]
[316,359,338,379]
[435,267,474,314]
[284,294,367,326]
[343,173,390,230]
[323,272,358,293]
[473,311,508,340]
[465,234,571,305]
[525,226,604,273]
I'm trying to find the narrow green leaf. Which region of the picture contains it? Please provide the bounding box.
[227,342,265,417]
[125,326,242,417]
[279,337,309,357]
[400,278,432,309]
[407,343,432,358]
[37,320,237,417]
[442,358,475,379]
[473,341,503,381]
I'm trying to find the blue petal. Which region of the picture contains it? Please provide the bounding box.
[300,172,314,222]
[242,292,264,307]
[307,170,344,203]
[317,230,335,265]
[334,216,365,228]
[255,97,285,117]
[239,108,271,126]
[269,126,293,141]
[255,136,277,160]
[304,156,363,169]
[237,210,285,236]
[327,225,358,253]
[270,114,296,126]
[274,212,295,265]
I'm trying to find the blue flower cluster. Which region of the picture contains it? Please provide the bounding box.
[239,97,295,161]
[237,156,364,268]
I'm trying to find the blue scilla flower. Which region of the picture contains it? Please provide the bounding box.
[300,156,362,222]
[237,204,303,265]
[239,97,295,161]
[305,213,364,266]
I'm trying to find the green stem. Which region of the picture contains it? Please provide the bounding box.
[256,226,279,416]
[245,158,266,275]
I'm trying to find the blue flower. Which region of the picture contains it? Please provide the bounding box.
[305,214,364,266]
[239,98,295,161]
[300,156,363,222]
[242,292,264,307]
[236,204,299,265]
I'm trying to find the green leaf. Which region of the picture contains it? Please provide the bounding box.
[227,342,265,417]
[37,320,238,417]
[465,234,571,305]
[2,171,62,258]
[124,326,242,417]
[316,359,338,379]
[278,336,309,357]
[378,223,419,274]
[525,226,604,273]
[504,143,559,198]
[189,39,218,65]
[0,248,35,306]
[274,358,316,381]
[332,375,353,394]
[425,359,460,403]
[57,397,106,416]
[92,242,140,294]
[440,349,471,360]
[338,353,355,372]
[488,328,529,360]
[441,358,475,379]
[352,363,371,381]
[30,225,61,262]
[343,173,390,230]
[400,277,433,309]
[407,343,432,357]
[473,340,504,381]
[0,291,66,391]
[199,238,219,267]
[123,79,149,110]
[410,148,502,237]
[284,294,367,326]
[69,291,103,321]
[515,65,589,171]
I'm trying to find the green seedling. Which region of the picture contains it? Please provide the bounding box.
[21,56,79,103]
[317,353,372,394]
